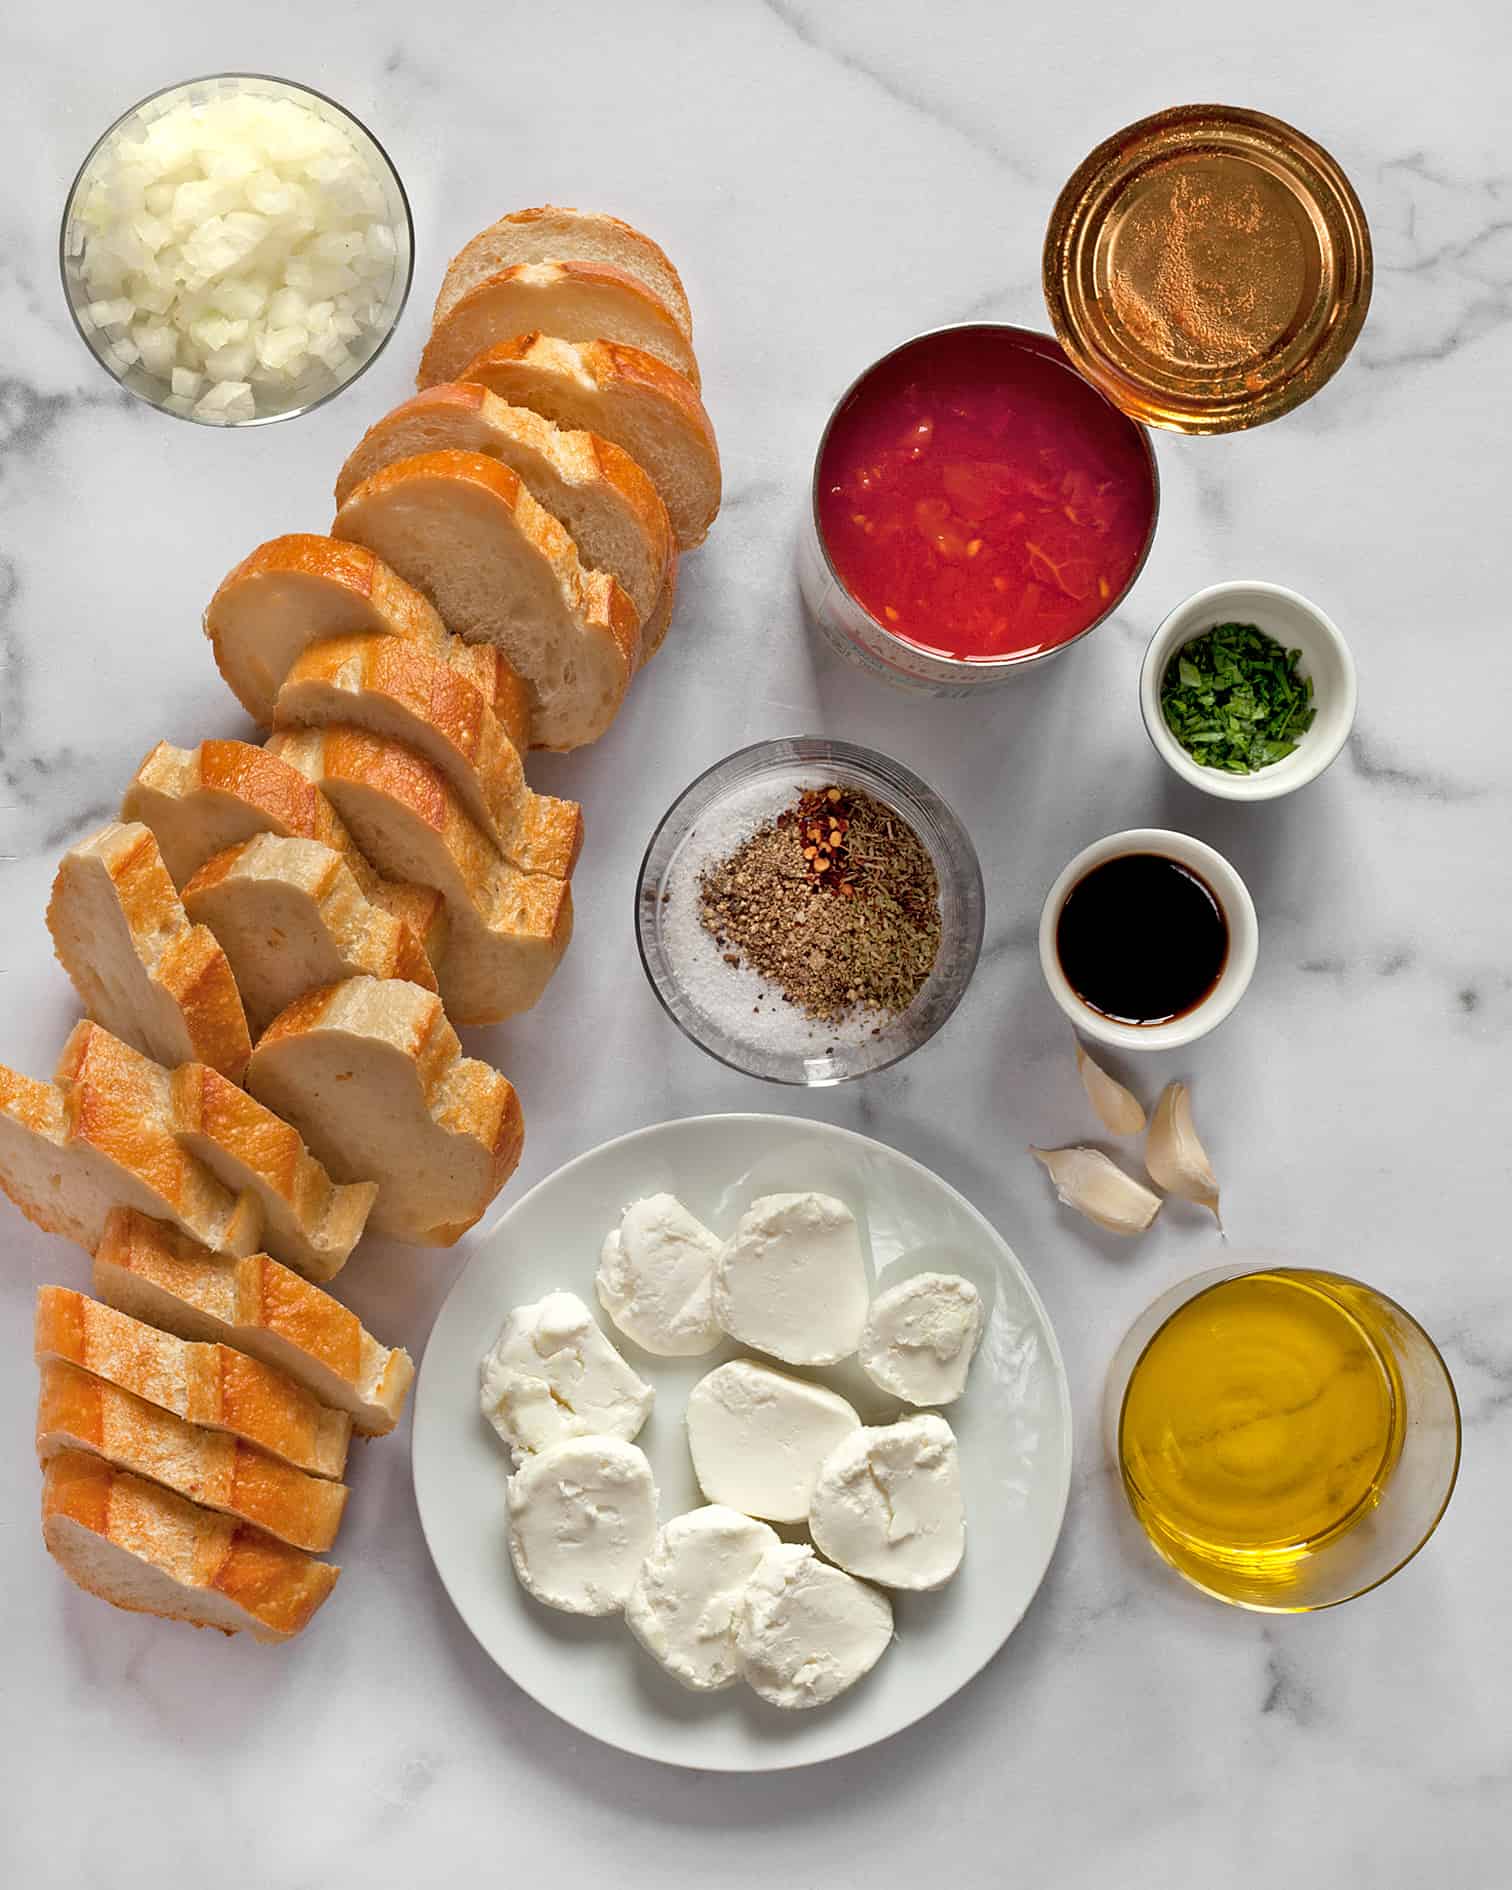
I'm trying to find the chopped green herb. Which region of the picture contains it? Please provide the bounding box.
[1159,621,1316,774]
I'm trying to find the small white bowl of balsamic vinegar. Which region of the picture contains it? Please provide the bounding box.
[1038,828,1258,1051]
[1139,580,1358,802]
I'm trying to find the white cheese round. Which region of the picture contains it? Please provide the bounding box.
[506,1436,657,1616]
[685,1359,860,1523]
[858,1272,985,1405]
[624,1506,779,1691]
[735,1543,893,1709]
[596,1193,724,1356]
[713,1192,869,1366]
[480,1290,653,1465]
[809,1414,965,1591]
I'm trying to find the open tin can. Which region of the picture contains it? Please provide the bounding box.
[801,105,1370,693]
[800,322,1161,694]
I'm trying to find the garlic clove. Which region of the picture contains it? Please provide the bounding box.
[1145,1082,1222,1230]
[1074,1040,1147,1136]
[1029,1146,1162,1237]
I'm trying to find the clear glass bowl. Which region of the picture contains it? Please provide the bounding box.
[636,737,985,1085]
[59,73,414,426]
[1105,1259,1461,1611]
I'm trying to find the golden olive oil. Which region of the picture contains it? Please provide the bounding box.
[1119,1270,1406,1601]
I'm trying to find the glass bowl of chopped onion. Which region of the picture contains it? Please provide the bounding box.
[60,73,413,426]
[636,737,985,1085]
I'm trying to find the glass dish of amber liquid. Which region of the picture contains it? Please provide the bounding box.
[1106,1261,1460,1610]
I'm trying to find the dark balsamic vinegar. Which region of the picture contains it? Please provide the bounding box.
[1056,853,1228,1025]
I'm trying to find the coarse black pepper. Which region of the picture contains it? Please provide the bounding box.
[697,784,941,1021]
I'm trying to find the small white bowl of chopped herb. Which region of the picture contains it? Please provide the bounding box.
[1140,580,1357,802]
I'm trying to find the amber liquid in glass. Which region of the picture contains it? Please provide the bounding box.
[1119,1271,1406,1601]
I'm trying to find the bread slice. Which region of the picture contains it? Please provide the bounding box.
[456,334,720,549]
[419,260,700,392]
[204,535,534,752]
[42,1450,338,1642]
[38,1359,347,1553]
[246,977,523,1246]
[0,1047,260,1260]
[273,634,586,867]
[333,387,672,631]
[181,833,436,1037]
[638,554,679,662]
[36,1286,350,1479]
[433,206,693,339]
[54,1018,364,1283]
[332,451,640,751]
[47,822,253,1086]
[266,726,572,1024]
[95,1208,413,1435]
[169,1060,375,1283]
[206,533,442,724]
[122,738,449,976]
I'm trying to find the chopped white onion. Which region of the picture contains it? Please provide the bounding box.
[194,380,256,424]
[75,89,400,419]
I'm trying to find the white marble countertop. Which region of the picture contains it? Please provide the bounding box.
[2,1,1508,1882]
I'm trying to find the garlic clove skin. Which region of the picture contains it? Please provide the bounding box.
[1074,1040,1147,1136]
[1145,1083,1222,1230]
[1029,1146,1162,1237]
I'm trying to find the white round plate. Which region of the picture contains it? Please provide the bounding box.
[412,1114,1073,1770]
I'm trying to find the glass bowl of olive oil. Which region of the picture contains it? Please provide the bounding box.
[1106,1261,1460,1611]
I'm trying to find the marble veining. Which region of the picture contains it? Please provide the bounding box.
[1,2,1509,1886]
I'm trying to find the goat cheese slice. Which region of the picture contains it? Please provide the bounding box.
[596,1193,724,1356]
[625,1506,779,1691]
[735,1543,893,1709]
[686,1358,860,1523]
[713,1192,869,1366]
[506,1435,658,1615]
[809,1414,965,1591]
[858,1273,985,1405]
[480,1290,653,1464]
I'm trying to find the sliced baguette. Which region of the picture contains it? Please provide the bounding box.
[333,387,672,628]
[169,1061,375,1283]
[36,1286,351,1479]
[38,1359,347,1553]
[95,1207,413,1435]
[204,534,533,750]
[267,726,572,1024]
[122,738,449,976]
[42,1450,339,1642]
[433,205,693,339]
[273,634,585,867]
[332,451,640,751]
[456,333,720,549]
[419,260,700,391]
[206,533,443,725]
[200,536,532,748]
[182,833,436,1036]
[47,822,252,1085]
[246,977,523,1246]
[0,1052,259,1260]
[55,1020,365,1284]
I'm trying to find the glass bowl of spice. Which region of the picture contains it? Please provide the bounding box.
[1140,580,1358,801]
[636,738,984,1084]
